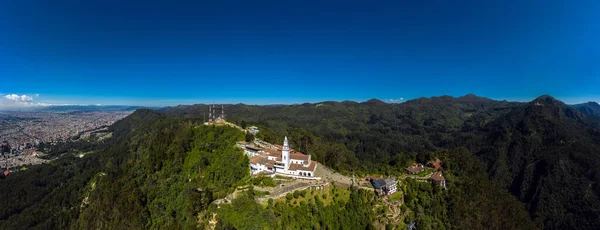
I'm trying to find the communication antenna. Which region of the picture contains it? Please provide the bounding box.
[208,105,212,122]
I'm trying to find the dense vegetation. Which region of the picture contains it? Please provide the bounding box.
[74,120,250,229]
[165,94,600,229]
[211,147,537,230]
[164,94,522,175]
[0,110,250,229]
[0,95,599,229]
[458,96,600,228]
[215,185,377,230]
[401,148,535,229]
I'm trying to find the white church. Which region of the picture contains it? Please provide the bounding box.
[249,137,318,179]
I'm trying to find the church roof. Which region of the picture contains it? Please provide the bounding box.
[288,161,317,172]
[250,155,265,164]
[250,156,277,167]
[264,148,280,156]
[290,152,309,161]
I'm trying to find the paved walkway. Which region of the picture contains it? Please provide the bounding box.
[255,180,328,202]
[256,182,307,201]
[314,162,353,186]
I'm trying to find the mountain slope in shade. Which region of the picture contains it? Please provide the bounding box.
[466,95,600,229]
[572,101,600,116]
[404,93,493,105]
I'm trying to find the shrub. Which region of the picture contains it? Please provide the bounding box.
[293,190,300,199]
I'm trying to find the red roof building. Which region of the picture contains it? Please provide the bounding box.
[249,136,318,179]
[430,171,447,188]
[406,163,425,174]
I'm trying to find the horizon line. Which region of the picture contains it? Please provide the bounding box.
[1,94,598,110]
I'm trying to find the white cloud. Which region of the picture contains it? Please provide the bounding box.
[0,93,52,108]
[385,98,404,104]
[4,94,33,101]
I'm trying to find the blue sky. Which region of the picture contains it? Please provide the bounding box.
[1,0,599,107]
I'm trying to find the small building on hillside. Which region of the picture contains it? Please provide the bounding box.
[428,158,442,170]
[431,171,446,189]
[370,178,398,196]
[406,163,425,174]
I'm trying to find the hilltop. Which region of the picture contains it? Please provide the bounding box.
[0,94,598,229]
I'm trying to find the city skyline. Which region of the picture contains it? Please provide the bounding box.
[1,0,599,107]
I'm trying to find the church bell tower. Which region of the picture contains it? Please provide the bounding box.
[282,136,290,171]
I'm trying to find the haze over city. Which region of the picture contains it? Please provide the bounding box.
[1,0,599,107]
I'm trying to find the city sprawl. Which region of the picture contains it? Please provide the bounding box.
[0,110,133,171]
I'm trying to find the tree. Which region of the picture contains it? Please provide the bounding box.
[245,133,255,142]
[241,120,247,129]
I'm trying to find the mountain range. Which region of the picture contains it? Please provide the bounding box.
[0,94,598,229]
[163,94,600,229]
[572,101,600,116]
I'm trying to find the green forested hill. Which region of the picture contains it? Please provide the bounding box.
[163,94,600,229]
[212,147,536,230]
[0,94,598,229]
[0,110,250,229]
[162,94,523,173]
[459,96,600,228]
[572,101,600,116]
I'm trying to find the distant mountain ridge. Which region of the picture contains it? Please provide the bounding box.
[571,101,600,116]
[404,93,495,104]
[36,105,160,112]
[458,95,600,228]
